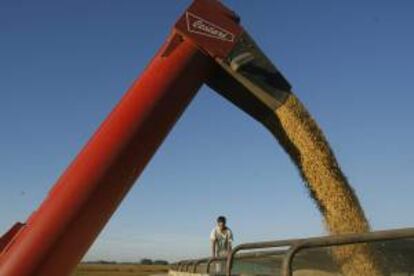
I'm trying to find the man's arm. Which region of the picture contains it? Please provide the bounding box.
[211,240,216,257]
[227,229,233,253]
[210,228,217,257]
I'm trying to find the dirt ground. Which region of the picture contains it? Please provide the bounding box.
[72,264,169,276]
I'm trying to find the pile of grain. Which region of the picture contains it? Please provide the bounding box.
[265,94,383,275]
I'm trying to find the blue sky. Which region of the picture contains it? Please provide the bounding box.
[1,0,413,262]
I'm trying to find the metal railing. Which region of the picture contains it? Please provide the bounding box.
[172,250,285,274]
[207,250,285,274]
[229,227,414,276]
[171,227,414,275]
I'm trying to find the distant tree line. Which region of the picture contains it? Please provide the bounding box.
[84,259,169,265]
[140,258,169,265]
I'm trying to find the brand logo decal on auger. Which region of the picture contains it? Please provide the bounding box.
[186,12,235,42]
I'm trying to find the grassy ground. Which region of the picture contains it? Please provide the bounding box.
[73,264,169,276]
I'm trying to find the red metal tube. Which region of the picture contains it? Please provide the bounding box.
[0,34,214,276]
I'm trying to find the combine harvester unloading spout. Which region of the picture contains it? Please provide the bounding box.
[1,0,407,275]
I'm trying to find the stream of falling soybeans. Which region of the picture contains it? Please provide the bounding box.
[265,93,384,275]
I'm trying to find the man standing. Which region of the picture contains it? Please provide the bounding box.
[210,216,233,273]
